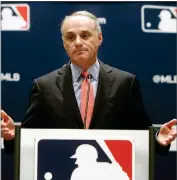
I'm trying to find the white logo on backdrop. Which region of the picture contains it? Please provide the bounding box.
[141,5,177,33]
[97,17,107,24]
[153,75,177,84]
[1,73,20,82]
[1,4,30,31]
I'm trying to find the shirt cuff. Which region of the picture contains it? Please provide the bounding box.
[155,129,161,144]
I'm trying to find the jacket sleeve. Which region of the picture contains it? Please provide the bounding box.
[128,76,170,155]
[4,79,43,153]
[21,79,44,128]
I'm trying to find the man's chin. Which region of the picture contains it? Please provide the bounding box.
[71,58,91,68]
[73,55,89,62]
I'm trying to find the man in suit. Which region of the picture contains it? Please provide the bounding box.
[1,11,177,153]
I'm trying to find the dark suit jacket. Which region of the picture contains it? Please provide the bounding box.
[4,62,169,153]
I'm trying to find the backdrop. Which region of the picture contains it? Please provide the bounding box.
[1,1,176,180]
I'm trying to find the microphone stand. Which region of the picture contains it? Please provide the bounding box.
[83,75,91,129]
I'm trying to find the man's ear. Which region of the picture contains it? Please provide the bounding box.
[98,32,103,46]
[62,36,66,50]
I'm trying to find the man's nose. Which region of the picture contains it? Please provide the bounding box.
[75,36,83,46]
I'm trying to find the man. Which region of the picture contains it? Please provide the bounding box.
[1,11,177,153]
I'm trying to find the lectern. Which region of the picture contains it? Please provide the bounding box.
[14,126,155,180]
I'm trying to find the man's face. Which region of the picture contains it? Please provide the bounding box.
[62,16,102,68]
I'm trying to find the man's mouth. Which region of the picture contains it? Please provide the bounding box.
[75,50,86,53]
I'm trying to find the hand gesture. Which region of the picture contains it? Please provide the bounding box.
[157,119,177,146]
[1,110,15,140]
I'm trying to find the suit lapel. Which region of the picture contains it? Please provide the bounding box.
[90,62,115,127]
[56,64,84,128]
[55,62,115,129]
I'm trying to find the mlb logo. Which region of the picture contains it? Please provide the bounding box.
[1,4,30,31]
[34,138,135,180]
[141,5,177,33]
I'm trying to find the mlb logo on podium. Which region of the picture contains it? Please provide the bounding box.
[141,5,177,33]
[1,4,30,31]
[34,138,135,180]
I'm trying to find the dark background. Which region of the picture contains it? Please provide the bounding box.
[1,2,176,180]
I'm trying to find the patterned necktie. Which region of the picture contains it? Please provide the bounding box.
[80,71,94,129]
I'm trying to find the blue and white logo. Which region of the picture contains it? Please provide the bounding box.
[141,5,177,33]
[34,139,134,180]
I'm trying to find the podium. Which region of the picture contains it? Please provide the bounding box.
[14,127,155,180]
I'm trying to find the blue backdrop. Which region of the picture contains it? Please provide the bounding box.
[1,2,176,180]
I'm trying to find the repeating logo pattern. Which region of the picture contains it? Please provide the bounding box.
[141,5,177,33]
[1,4,30,31]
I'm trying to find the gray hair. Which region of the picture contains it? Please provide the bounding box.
[60,11,102,35]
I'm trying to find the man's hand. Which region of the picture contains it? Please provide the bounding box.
[1,110,15,140]
[157,119,177,146]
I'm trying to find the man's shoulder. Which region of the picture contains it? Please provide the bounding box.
[102,62,135,79]
[35,69,58,85]
[113,67,135,78]
[35,64,68,83]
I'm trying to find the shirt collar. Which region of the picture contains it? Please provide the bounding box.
[70,59,100,82]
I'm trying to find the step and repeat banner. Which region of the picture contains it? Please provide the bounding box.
[1,2,176,180]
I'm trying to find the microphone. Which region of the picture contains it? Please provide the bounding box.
[83,74,92,129]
